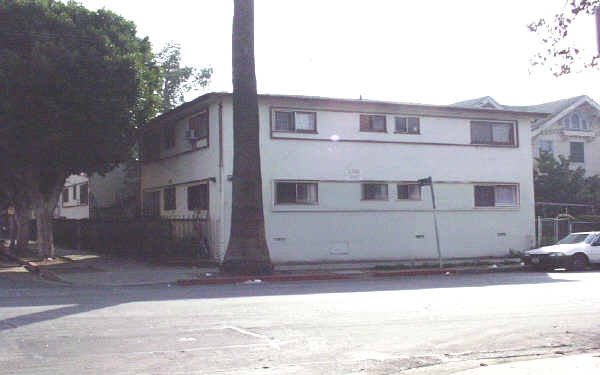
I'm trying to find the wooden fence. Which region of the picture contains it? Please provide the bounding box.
[53,216,211,259]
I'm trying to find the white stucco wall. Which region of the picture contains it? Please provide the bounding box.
[142,95,537,264]
[56,174,89,219]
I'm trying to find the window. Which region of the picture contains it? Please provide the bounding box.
[188,184,208,211]
[397,184,421,200]
[80,183,88,205]
[395,117,420,134]
[536,140,553,156]
[143,132,161,160]
[143,191,160,217]
[164,187,176,211]
[72,185,77,201]
[275,182,318,204]
[570,142,585,162]
[471,121,515,145]
[62,188,69,202]
[360,115,386,132]
[564,113,589,131]
[189,111,209,139]
[273,111,316,132]
[164,126,176,149]
[362,183,388,200]
[474,185,518,207]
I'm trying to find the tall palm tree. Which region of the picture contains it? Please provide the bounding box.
[221,0,273,275]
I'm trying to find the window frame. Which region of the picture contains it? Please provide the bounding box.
[360,114,387,133]
[394,117,420,135]
[570,141,585,163]
[163,186,176,211]
[62,188,69,203]
[274,181,319,205]
[361,182,389,201]
[164,125,176,149]
[187,184,209,212]
[188,111,209,140]
[474,184,519,208]
[272,110,317,133]
[397,183,422,201]
[470,121,516,146]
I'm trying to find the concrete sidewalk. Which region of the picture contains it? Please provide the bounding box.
[454,353,600,374]
[3,245,524,287]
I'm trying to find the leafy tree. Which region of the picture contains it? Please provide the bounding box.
[529,0,600,75]
[534,151,586,204]
[221,0,273,274]
[0,0,162,257]
[156,42,212,113]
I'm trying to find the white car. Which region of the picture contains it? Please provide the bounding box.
[523,232,600,271]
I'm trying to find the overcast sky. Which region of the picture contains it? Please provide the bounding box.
[76,0,599,106]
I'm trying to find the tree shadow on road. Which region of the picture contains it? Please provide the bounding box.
[0,269,586,332]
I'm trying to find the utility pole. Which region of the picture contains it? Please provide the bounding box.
[418,177,443,268]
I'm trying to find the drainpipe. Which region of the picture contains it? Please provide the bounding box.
[218,101,225,261]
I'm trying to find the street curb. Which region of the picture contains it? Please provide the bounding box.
[175,265,524,286]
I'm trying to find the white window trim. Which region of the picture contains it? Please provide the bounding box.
[473,184,520,208]
[396,183,422,201]
[273,180,319,205]
[272,110,317,133]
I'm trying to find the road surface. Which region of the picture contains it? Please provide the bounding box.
[1,266,599,374]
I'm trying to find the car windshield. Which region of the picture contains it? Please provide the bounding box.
[556,233,594,245]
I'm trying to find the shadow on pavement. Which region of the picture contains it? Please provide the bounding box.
[0,268,585,332]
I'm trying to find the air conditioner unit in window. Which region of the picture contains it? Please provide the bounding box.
[185,129,201,140]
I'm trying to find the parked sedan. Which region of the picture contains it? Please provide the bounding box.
[523,232,600,271]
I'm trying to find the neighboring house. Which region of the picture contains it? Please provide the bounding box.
[55,164,136,219]
[140,92,543,264]
[453,95,600,176]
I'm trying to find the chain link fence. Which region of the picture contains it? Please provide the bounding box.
[536,217,600,247]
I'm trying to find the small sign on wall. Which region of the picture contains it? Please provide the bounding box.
[346,168,361,180]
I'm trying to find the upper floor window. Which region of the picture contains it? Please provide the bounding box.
[471,121,515,146]
[474,185,518,207]
[274,111,316,133]
[164,126,176,149]
[395,117,420,134]
[570,142,585,163]
[397,183,421,200]
[564,113,590,131]
[536,140,553,156]
[362,183,388,200]
[275,182,318,204]
[188,111,209,140]
[360,115,386,133]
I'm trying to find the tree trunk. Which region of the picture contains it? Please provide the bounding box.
[221,0,273,275]
[15,206,31,252]
[35,196,58,258]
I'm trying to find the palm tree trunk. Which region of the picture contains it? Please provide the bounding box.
[221,0,273,275]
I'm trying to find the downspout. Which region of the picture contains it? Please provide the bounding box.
[218,101,225,262]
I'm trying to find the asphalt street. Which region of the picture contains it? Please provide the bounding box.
[1,266,600,374]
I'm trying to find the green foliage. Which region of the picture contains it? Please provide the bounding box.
[0,0,162,178]
[529,0,600,76]
[156,42,212,113]
[534,151,586,203]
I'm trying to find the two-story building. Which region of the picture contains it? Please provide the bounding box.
[453,95,600,176]
[140,93,544,264]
